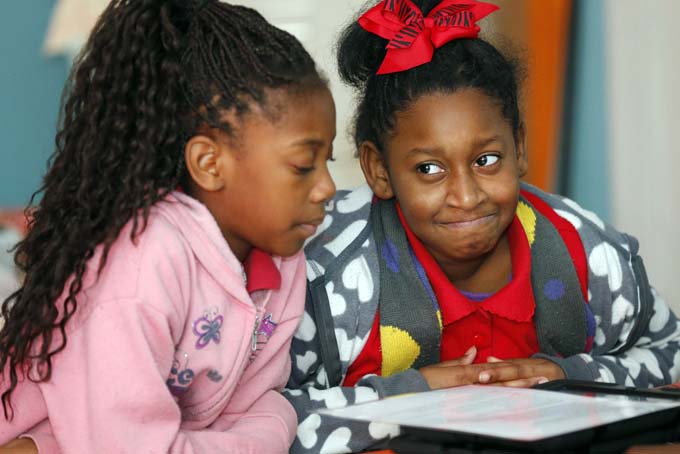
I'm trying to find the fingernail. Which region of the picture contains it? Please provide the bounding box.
[465,346,476,356]
[537,377,548,384]
[479,372,490,383]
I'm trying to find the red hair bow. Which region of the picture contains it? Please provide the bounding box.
[358,0,499,74]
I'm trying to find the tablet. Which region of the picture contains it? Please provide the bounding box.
[317,381,680,453]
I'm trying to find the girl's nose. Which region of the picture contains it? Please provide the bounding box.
[311,164,336,203]
[446,171,483,210]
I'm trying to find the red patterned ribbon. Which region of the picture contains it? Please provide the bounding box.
[358,0,499,74]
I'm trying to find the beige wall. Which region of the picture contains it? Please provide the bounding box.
[605,0,680,313]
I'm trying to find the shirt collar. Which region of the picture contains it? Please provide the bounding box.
[243,248,281,293]
[396,204,535,325]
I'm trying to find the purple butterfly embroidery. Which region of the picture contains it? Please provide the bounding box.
[192,308,224,349]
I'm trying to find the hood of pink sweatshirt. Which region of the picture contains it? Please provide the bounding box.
[1,191,306,453]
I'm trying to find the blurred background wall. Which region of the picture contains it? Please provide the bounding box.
[0,1,69,209]
[1,0,679,313]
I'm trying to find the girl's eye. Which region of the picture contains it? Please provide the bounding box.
[416,163,445,175]
[295,166,314,175]
[475,154,500,167]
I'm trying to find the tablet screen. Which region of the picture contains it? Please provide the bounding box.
[318,385,680,442]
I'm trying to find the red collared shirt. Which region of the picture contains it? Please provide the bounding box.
[407,213,539,363]
[343,206,541,386]
[243,248,281,293]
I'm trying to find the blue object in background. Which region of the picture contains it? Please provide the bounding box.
[559,0,610,221]
[0,1,68,207]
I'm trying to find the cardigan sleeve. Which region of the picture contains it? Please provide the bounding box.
[531,190,680,387]
[537,283,680,387]
[283,295,430,454]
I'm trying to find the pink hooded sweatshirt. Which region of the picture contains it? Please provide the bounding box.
[0,191,306,453]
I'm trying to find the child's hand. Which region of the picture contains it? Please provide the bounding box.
[476,356,565,387]
[419,351,564,390]
[420,346,482,389]
[0,438,38,454]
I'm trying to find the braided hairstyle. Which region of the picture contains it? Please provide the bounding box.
[337,0,523,154]
[0,0,324,418]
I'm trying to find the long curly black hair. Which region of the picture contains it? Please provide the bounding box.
[0,0,324,418]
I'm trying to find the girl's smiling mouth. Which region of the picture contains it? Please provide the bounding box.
[438,213,497,229]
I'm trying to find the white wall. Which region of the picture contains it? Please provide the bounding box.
[605,0,680,313]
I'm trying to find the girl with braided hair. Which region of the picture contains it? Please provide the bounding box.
[0,0,335,452]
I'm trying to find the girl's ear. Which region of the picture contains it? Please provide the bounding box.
[515,123,529,177]
[184,134,226,192]
[359,141,394,200]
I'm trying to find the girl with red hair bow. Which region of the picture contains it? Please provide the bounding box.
[283,1,680,453]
